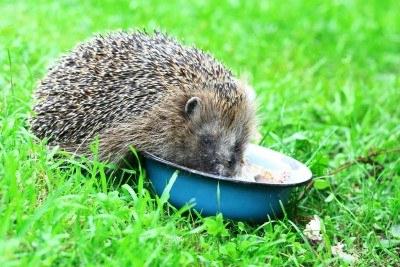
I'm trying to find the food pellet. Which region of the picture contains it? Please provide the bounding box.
[235,161,289,184]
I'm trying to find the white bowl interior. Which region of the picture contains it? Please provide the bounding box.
[244,144,312,185]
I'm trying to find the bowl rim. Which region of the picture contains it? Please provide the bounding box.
[141,147,313,187]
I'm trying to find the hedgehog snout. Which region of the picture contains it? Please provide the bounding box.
[206,158,225,176]
[215,164,225,176]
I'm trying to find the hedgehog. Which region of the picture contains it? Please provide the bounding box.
[30,31,256,177]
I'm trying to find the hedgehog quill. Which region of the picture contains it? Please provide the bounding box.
[31,31,256,177]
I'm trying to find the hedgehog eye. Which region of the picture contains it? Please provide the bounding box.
[202,136,213,146]
[234,142,241,153]
[227,158,235,168]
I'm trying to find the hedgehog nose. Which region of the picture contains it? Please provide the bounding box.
[215,164,225,176]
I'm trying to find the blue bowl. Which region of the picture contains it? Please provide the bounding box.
[142,144,312,222]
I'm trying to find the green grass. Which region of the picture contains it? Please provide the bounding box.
[1,0,400,265]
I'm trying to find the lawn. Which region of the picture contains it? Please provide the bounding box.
[1,0,400,265]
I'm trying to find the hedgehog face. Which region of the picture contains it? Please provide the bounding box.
[194,125,246,177]
[182,96,251,177]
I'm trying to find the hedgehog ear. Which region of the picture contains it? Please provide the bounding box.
[185,97,201,117]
